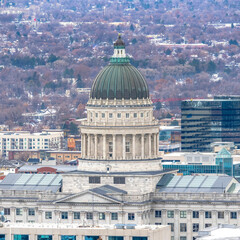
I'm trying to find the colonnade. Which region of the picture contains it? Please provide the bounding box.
[81,133,159,160]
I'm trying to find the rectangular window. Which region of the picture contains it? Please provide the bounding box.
[134,113,137,118]
[109,142,113,153]
[99,212,105,220]
[0,235,5,240]
[126,113,129,118]
[114,177,125,184]
[231,212,237,219]
[108,237,124,240]
[86,212,93,220]
[61,212,68,219]
[218,211,224,219]
[117,113,121,118]
[111,212,118,220]
[73,212,80,220]
[45,212,52,219]
[168,223,174,232]
[125,142,130,153]
[89,176,101,184]
[193,211,199,218]
[102,113,105,118]
[193,223,199,232]
[95,113,98,118]
[128,213,135,220]
[85,237,100,240]
[167,211,174,218]
[37,236,52,240]
[180,211,186,218]
[205,224,212,228]
[109,113,113,118]
[180,223,187,232]
[16,208,23,216]
[14,235,29,240]
[4,208,10,215]
[205,211,212,219]
[180,237,186,240]
[155,210,161,218]
[61,236,76,240]
[28,208,35,216]
[141,113,144,117]
[132,238,148,240]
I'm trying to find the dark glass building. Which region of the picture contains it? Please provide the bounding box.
[181,96,240,152]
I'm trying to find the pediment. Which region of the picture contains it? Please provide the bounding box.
[55,191,121,204]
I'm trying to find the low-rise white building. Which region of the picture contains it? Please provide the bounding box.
[0,130,64,157]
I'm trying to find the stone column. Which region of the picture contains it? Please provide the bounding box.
[187,210,192,240]
[132,134,136,159]
[156,131,159,156]
[94,134,98,159]
[153,133,157,157]
[148,134,152,158]
[82,134,85,158]
[38,210,43,223]
[122,134,126,159]
[161,210,167,225]
[141,134,144,159]
[113,134,116,159]
[237,211,240,226]
[106,211,111,225]
[174,210,180,240]
[69,211,73,223]
[136,212,142,225]
[87,134,90,158]
[212,210,217,227]
[54,210,60,224]
[103,134,106,159]
[10,207,16,222]
[23,207,28,222]
[225,210,230,224]
[199,210,204,230]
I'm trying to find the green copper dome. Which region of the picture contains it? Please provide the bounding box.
[90,35,149,100]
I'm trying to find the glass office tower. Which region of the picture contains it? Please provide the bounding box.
[181,96,240,152]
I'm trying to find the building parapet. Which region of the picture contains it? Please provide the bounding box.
[152,192,240,202]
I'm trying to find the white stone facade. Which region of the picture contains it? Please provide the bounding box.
[62,171,166,194]
[80,99,159,161]
[1,190,240,240]
[0,223,171,240]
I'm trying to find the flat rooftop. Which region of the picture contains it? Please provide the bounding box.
[2,222,166,231]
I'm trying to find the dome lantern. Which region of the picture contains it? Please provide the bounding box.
[110,34,129,64]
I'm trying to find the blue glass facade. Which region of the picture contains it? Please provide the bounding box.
[163,164,222,175]
[132,237,148,240]
[37,236,52,240]
[14,236,29,240]
[163,148,237,177]
[181,96,240,152]
[108,237,124,240]
[0,235,5,240]
[61,236,76,240]
[85,237,100,240]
